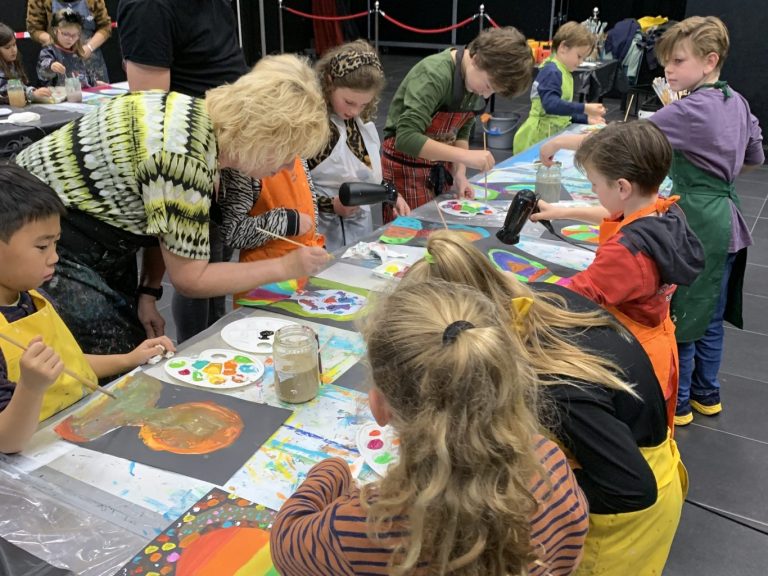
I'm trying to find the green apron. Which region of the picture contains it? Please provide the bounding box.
[513,57,574,154]
[670,151,747,342]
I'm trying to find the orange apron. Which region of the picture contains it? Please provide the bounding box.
[234,158,325,304]
[598,196,681,431]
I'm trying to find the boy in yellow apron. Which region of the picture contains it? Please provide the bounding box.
[533,121,705,431]
[0,164,175,453]
[513,21,606,155]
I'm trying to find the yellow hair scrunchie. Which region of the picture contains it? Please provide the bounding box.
[511,296,534,331]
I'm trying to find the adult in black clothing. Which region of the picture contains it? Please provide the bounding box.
[402,231,687,576]
[117,0,249,343]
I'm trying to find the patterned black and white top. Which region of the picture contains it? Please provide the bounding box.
[218,160,320,249]
[16,91,217,259]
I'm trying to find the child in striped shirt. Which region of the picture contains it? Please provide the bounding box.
[271,280,588,575]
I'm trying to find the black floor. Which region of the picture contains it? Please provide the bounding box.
[159,53,768,574]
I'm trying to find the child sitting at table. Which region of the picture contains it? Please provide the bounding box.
[270,280,589,575]
[533,121,705,428]
[0,22,51,104]
[513,21,606,154]
[36,8,105,88]
[219,157,325,304]
[0,164,175,454]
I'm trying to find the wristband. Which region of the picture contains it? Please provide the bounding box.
[137,285,163,299]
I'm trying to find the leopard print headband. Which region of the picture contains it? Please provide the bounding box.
[329,51,383,79]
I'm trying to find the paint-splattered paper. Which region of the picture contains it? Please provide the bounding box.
[115,488,278,576]
[378,216,491,247]
[54,373,292,485]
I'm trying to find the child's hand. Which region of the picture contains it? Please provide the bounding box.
[332,196,360,218]
[393,194,411,217]
[530,200,563,222]
[585,103,606,117]
[453,174,474,199]
[280,246,332,278]
[18,337,64,394]
[95,80,108,86]
[462,150,496,172]
[298,213,313,236]
[33,87,52,99]
[51,62,66,75]
[588,115,605,125]
[127,336,176,367]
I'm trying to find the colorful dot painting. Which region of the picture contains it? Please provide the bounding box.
[356,422,399,477]
[165,349,265,389]
[116,488,278,576]
[378,216,491,247]
[438,199,495,217]
[560,224,600,244]
[295,289,366,317]
[488,249,569,286]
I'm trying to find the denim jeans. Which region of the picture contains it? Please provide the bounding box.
[676,252,737,414]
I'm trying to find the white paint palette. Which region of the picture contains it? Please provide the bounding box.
[164,348,264,389]
[220,316,299,353]
[356,422,399,477]
[438,199,496,217]
[371,261,410,281]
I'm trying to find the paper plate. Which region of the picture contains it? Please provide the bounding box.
[99,88,127,95]
[220,316,299,353]
[438,199,496,217]
[356,422,399,477]
[371,261,410,280]
[0,108,12,117]
[164,348,264,389]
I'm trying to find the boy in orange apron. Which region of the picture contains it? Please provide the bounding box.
[534,121,704,429]
[218,158,325,305]
[0,164,174,453]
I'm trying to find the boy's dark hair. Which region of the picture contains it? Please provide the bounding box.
[553,21,595,52]
[0,163,66,242]
[574,120,672,194]
[468,26,534,98]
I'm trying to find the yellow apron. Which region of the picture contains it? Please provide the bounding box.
[0,290,94,421]
[575,431,688,575]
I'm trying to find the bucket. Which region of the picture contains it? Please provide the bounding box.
[481,113,520,150]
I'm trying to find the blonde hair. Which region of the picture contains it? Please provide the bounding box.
[402,231,638,397]
[361,280,541,575]
[468,26,534,98]
[205,54,330,174]
[315,39,385,122]
[656,16,730,72]
[553,21,595,52]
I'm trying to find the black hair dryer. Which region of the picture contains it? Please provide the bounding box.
[496,188,545,245]
[339,181,398,207]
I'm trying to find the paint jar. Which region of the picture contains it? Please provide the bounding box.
[7,79,26,108]
[273,325,320,404]
[65,77,82,103]
[535,161,562,203]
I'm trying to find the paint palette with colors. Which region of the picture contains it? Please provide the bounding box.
[164,349,265,389]
[220,316,299,353]
[356,422,399,477]
[438,199,495,217]
[371,261,411,281]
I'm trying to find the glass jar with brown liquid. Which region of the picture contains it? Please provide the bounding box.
[273,325,320,404]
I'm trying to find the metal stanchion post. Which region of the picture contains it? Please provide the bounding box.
[374,1,380,52]
[479,4,484,34]
[278,0,285,54]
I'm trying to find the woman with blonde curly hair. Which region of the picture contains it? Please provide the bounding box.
[402,232,686,575]
[309,40,410,250]
[14,54,331,357]
[271,280,589,575]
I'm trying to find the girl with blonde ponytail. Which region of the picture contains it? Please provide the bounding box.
[270,280,589,575]
[403,231,686,575]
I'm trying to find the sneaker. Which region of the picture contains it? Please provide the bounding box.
[691,398,722,416]
[674,411,693,426]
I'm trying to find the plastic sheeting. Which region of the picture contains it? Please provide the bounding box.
[0,467,146,576]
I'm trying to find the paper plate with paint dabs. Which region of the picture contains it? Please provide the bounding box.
[356,422,399,477]
[164,349,265,389]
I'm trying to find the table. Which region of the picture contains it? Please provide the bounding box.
[0,82,131,159]
[0,125,607,575]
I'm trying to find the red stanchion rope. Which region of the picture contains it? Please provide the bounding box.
[485,14,501,28]
[283,6,370,21]
[380,12,476,34]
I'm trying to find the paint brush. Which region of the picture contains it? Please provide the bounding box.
[479,113,492,200]
[252,226,334,260]
[0,332,117,399]
[624,94,635,123]
[434,198,449,230]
